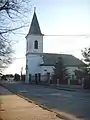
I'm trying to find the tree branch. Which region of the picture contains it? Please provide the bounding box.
[0,25,27,34]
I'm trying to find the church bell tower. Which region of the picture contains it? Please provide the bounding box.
[25,8,44,83]
[26,8,43,54]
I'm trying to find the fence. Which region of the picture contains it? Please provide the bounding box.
[28,73,51,85]
[27,73,86,86]
[28,73,69,85]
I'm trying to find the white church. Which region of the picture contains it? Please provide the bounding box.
[25,10,84,84]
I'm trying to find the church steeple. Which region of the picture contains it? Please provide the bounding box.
[28,8,43,35]
[26,8,43,54]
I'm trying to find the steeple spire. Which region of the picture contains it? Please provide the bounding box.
[28,8,43,35]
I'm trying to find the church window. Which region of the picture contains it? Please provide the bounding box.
[34,40,38,49]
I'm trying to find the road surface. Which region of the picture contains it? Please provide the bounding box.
[2,83,90,120]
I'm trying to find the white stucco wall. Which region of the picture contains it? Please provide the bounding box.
[41,66,78,81]
[37,65,78,77]
[41,66,54,75]
[26,34,43,53]
[67,66,78,78]
[66,66,78,84]
[25,33,43,83]
[25,53,79,84]
[27,54,43,75]
[41,66,78,85]
[25,54,43,83]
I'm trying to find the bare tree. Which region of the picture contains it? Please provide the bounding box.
[0,0,31,71]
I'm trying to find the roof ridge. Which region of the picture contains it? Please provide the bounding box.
[42,52,72,56]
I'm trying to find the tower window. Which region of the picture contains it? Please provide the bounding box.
[34,40,38,49]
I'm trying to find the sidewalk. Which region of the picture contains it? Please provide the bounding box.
[0,86,62,120]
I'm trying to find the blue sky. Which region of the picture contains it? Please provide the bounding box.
[4,0,90,74]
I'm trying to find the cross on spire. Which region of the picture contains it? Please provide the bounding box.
[34,7,36,13]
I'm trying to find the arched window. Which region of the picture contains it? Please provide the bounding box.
[34,40,38,49]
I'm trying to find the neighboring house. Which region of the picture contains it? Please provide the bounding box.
[25,10,84,84]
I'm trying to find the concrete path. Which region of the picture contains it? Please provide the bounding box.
[0,86,62,120]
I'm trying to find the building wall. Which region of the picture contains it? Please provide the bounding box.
[26,34,43,54]
[25,33,43,83]
[66,66,78,84]
[67,66,78,78]
[25,54,43,83]
[41,65,78,85]
[25,53,79,84]
[26,55,54,81]
[41,66,78,76]
[27,54,43,74]
[41,66,54,75]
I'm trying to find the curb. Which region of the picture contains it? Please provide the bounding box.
[25,84,77,92]
[55,87,76,91]
[0,84,80,120]
[17,94,80,120]
[28,84,90,93]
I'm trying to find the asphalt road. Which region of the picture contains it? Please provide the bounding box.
[2,83,90,120]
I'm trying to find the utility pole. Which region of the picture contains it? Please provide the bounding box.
[21,67,23,80]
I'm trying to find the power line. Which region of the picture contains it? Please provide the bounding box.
[12,57,25,60]
[12,32,90,37]
[44,34,90,37]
